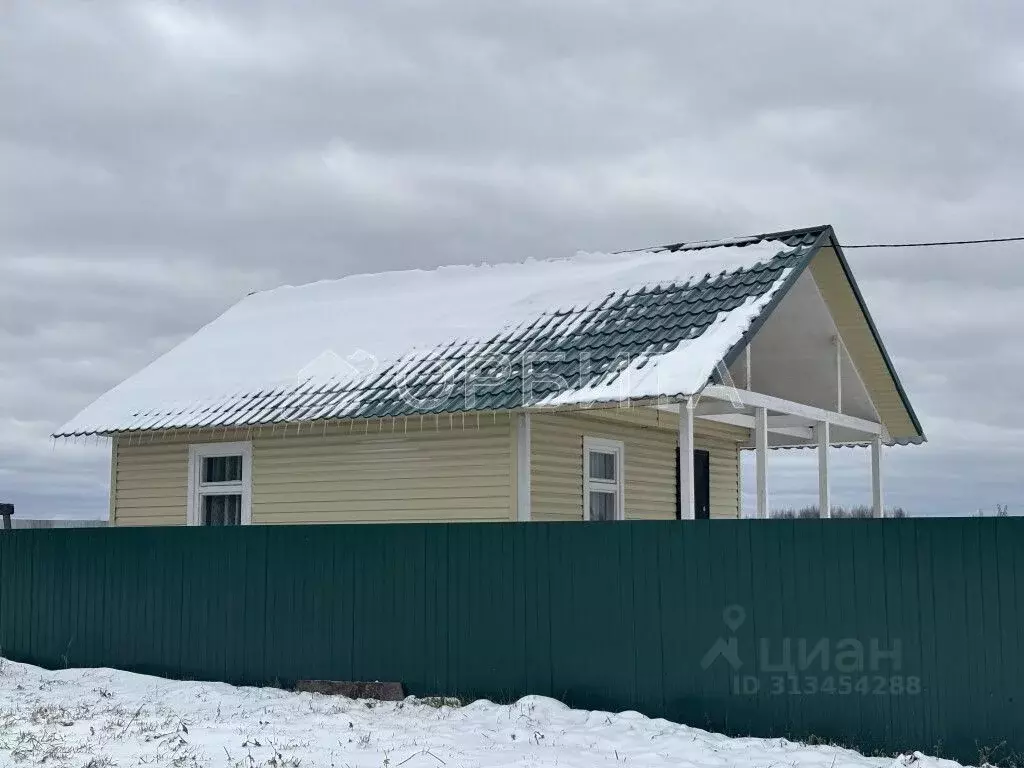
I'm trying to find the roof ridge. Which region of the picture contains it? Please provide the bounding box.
[251,227,828,298]
[617,224,831,256]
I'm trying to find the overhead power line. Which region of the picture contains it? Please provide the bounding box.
[844,235,1024,249]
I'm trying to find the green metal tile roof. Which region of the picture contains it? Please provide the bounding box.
[65,226,903,436]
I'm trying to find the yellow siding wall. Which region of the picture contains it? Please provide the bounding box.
[110,409,744,526]
[113,440,190,526]
[530,410,744,521]
[111,415,515,526]
[251,418,513,524]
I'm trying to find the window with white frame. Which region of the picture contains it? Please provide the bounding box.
[187,442,252,526]
[583,437,624,521]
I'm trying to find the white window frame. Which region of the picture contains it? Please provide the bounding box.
[187,441,253,526]
[583,436,625,521]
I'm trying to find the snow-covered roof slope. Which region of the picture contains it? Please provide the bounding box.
[56,228,828,436]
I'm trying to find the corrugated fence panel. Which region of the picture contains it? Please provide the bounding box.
[1,519,1023,765]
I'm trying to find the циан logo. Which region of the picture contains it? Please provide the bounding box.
[700,605,746,671]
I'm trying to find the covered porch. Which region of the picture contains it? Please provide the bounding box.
[509,256,916,522]
[672,384,886,519]
[671,261,898,519]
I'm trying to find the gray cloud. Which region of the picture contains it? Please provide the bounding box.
[3,0,1023,517]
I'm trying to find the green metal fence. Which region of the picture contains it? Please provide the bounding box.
[0,519,1020,764]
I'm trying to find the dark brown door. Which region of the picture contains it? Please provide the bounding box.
[676,448,711,519]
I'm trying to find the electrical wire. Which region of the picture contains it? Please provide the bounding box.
[844,236,1024,249]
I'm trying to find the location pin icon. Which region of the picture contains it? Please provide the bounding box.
[723,605,746,632]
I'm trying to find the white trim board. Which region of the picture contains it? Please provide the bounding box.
[516,414,532,522]
[699,386,882,437]
[582,436,625,521]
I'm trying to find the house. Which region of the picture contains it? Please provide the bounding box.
[56,225,924,526]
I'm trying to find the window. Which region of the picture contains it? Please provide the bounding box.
[187,442,252,526]
[583,437,624,521]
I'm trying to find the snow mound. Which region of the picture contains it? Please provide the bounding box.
[0,658,971,768]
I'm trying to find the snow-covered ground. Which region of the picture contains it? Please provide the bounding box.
[0,658,967,768]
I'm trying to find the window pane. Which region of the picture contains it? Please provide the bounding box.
[202,494,242,526]
[202,455,242,484]
[589,491,617,521]
[203,494,223,526]
[227,494,241,525]
[588,450,617,481]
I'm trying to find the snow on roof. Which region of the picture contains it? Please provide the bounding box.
[56,231,824,436]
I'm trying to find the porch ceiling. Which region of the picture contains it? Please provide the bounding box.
[725,269,879,424]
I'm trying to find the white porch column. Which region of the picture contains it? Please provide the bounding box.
[678,399,695,519]
[871,435,884,518]
[834,335,843,413]
[755,406,768,518]
[516,413,531,521]
[817,421,831,518]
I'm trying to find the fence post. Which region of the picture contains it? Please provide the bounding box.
[0,502,12,530]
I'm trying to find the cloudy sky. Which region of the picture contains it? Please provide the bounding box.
[2,1,1023,519]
